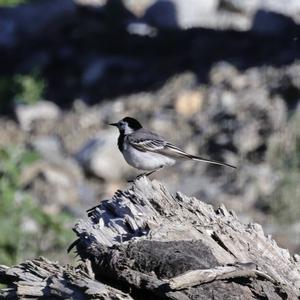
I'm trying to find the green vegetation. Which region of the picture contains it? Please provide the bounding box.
[264,109,300,224]
[14,73,45,105]
[0,72,45,113]
[0,0,29,6]
[0,146,73,265]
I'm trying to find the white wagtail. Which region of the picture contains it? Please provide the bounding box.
[110,117,236,177]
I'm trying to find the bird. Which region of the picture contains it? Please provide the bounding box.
[110,117,236,178]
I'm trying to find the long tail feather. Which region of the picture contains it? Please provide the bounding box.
[189,155,237,169]
[161,143,237,169]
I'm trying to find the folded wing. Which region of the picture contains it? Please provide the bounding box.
[128,129,192,159]
[128,129,236,169]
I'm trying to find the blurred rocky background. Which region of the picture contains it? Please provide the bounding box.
[1,0,300,265]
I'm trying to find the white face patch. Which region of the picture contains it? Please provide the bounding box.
[119,121,135,135]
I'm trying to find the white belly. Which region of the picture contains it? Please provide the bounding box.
[123,145,176,171]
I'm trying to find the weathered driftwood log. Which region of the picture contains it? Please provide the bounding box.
[69,177,300,299]
[0,257,133,299]
[1,177,300,299]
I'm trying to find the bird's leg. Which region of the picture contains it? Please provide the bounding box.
[128,166,163,182]
[127,172,147,183]
[134,172,149,180]
[144,169,158,177]
[137,166,163,179]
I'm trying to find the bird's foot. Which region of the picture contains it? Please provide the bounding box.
[127,168,162,183]
[127,172,148,183]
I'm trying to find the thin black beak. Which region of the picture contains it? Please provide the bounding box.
[109,122,118,127]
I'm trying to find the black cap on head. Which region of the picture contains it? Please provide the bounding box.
[122,117,143,130]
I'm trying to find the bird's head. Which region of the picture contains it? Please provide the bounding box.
[110,117,143,134]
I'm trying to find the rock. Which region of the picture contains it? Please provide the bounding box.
[29,135,85,189]
[221,0,300,22]
[0,118,26,147]
[143,0,178,29]
[126,21,157,36]
[75,130,131,181]
[22,168,97,218]
[143,0,251,30]
[21,160,81,214]
[174,90,204,117]
[30,135,65,162]
[251,10,297,36]
[144,0,229,29]
[123,0,154,17]
[219,0,259,14]
[234,120,262,153]
[22,136,93,215]
[15,101,61,131]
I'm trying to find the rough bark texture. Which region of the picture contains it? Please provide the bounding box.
[1,177,300,299]
[0,257,133,299]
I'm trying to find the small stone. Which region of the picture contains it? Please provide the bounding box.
[15,101,61,131]
[30,135,65,162]
[75,130,131,181]
[175,90,203,117]
[20,159,84,215]
[252,10,296,36]
[144,0,218,29]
